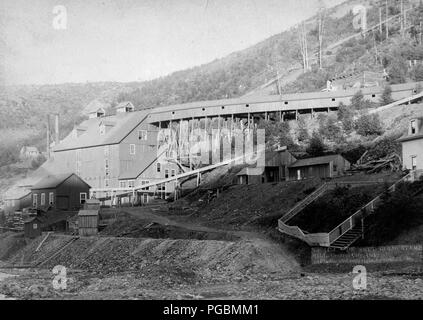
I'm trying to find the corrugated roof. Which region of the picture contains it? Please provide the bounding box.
[30,173,80,190]
[53,109,149,151]
[289,154,343,168]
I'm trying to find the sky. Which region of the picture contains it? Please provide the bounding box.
[0,0,346,85]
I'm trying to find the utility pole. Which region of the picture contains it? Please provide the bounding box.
[299,22,309,72]
[317,3,326,70]
[46,115,51,159]
[379,7,383,34]
[386,0,389,40]
[401,0,404,38]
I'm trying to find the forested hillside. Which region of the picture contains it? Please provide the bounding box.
[1,0,423,168]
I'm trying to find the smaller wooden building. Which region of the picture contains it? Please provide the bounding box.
[30,173,91,211]
[24,216,43,238]
[78,200,100,236]
[288,154,351,180]
[236,148,297,185]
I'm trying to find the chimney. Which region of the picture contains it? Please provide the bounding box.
[55,114,60,145]
[46,115,51,158]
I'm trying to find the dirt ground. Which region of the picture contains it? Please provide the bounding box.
[1,267,422,300]
[0,174,421,300]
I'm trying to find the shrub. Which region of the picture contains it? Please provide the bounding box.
[379,85,394,106]
[337,103,355,133]
[350,90,372,110]
[354,114,384,136]
[306,132,326,157]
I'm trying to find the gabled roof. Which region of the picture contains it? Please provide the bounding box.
[53,109,150,151]
[31,173,90,190]
[82,100,109,115]
[289,154,346,168]
[115,101,134,110]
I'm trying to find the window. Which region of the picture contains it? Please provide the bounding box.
[41,193,45,206]
[105,179,109,187]
[80,193,87,204]
[411,120,417,135]
[141,180,150,190]
[119,181,126,188]
[171,169,176,177]
[333,164,338,172]
[138,130,147,141]
[143,194,148,203]
[33,194,38,207]
[33,223,38,230]
[156,163,161,173]
[128,180,135,188]
[411,156,417,170]
[165,169,169,179]
[130,144,136,155]
[105,159,109,169]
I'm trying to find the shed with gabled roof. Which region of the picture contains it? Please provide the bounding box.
[30,173,91,211]
[288,154,350,180]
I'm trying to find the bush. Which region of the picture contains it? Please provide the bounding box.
[318,114,343,142]
[363,181,423,246]
[337,103,355,133]
[350,90,372,110]
[306,132,326,157]
[354,114,384,136]
[379,85,394,106]
[258,120,294,148]
[31,154,47,169]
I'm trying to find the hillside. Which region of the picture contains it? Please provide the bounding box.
[2,0,423,168]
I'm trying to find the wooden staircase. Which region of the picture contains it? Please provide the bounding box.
[329,226,363,250]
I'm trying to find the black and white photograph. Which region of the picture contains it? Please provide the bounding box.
[0,0,422,306]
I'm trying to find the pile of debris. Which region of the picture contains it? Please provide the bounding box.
[351,138,402,173]
[353,152,402,173]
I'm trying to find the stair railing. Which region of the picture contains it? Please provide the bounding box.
[328,171,415,246]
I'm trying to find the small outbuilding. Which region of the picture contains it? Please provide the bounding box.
[24,216,43,238]
[288,154,351,180]
[77,200,100,236]
[236,148,297,185]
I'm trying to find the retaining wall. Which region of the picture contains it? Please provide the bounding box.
[311,245,423,265]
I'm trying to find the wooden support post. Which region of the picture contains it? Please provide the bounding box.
[295,110,298,121]
[247,113,250,130]
[279,110,282,122]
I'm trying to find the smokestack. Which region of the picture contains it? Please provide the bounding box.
[55,114,60,145]
[47,115,51,158]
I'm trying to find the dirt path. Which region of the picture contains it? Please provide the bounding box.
[120,207,300,272]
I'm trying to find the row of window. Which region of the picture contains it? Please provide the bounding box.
[32,192,87,207]
[156,163,177,177]
[33,192,54,207]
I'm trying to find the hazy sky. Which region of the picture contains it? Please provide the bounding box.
[0,0,345,85]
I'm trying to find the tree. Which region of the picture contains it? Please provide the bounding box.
[318,114,342,142]
[354,114,384,136]
[306,132,326,156]
[337,102,354,133]
[350,90,373,110]
[258,120,294,148]
[380,85,394,106]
